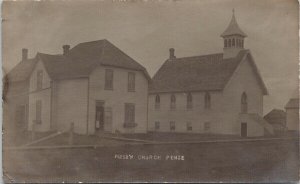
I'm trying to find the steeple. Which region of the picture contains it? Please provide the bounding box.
[221,9,247,59]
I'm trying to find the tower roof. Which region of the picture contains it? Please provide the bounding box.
[221,9,247,38]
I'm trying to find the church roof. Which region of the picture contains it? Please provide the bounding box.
[285,98,299,109]
[221,10,247,37]
[149,49,268,94]
[6,39,150,81]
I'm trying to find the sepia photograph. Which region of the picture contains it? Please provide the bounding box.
[2,0,299,183]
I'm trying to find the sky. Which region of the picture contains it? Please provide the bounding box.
[2,0,299,114]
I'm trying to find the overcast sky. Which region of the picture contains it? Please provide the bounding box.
[2,0,299,114]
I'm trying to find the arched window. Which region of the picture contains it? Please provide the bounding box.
[224,39,227,47]
[228,39,231,47]
[241,92,247,113]
[232,38,235,47]
[187,93,193,109]
[155,94,160,109]
[170,94,176,110]
[205,92,211,109]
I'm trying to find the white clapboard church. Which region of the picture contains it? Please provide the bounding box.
[148,11,274,137]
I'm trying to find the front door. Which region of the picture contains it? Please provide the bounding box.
[241,122,247,137]
[95,102,104,131]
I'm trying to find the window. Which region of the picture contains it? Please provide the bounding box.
[170,94,176,110]
[124,103,136,127]
[16,105,25,124]
[228,39,231,47]
[36,100,42,124]
[105,69,113,90]
[155,94,160,109]
[128,72,135,92]
[232,38,235,47]
[241,92,248,113]
[238,39,241,47]
[241,40,244,48]
[205,92,211,109]
[204,122,210,133]
[170,121,175,131]
[187,93,193,109]
[37,70,43,90]
[224,39,227,47]
[155,121,160,130]
[187,122,192,131]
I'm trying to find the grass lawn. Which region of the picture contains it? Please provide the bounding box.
[3,139,299,183]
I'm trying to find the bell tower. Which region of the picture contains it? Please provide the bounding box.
[221,9,247,59]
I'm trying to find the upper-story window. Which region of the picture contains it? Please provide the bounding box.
[205,92,211,109]
[241,92,248,113]
[224,39,228,48]
[105,69,113,90]
[35,100,42,124]
[155,94,160,110]
[128,72,135,92]
[187,93,193,109]
[37,70,43,90]
[228,39,232,47]
[232,38,235,47]
[170,94,176,110]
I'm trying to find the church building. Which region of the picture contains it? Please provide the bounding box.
[148,11,274,137]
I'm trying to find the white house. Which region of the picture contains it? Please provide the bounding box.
[7,39,150,135]
[148,11,274,137]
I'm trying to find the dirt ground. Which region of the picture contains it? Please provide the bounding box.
[3,139,299,183]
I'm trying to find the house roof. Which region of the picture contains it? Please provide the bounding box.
[221,10,247,38]
[5,58,38,82]
[285,98,299,109]
[149,49,268,94]
[6,39,150,81]
[264,109,286,124]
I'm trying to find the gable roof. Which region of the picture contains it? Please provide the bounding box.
[5,58,38,82]
[6,39,150,81]
[264,109,286,125]
[285,98,299,109]
[150,49,268,94]
[221,11,247,37]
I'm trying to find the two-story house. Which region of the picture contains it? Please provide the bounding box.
[7,39,150,135]
[148,11,274,137]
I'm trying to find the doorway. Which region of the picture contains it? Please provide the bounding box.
[241,122,247,137]
[95,101,104,131]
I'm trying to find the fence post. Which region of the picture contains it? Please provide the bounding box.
[31,122,36,141]
[68,122,74,145]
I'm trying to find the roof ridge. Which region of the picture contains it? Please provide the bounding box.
[77,39,108,46]
[174,53,223,61]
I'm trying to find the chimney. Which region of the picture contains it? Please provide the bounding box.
[169,48,176,59]
[22,48,28,61]
[63,45,70,55]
